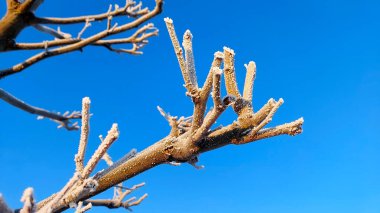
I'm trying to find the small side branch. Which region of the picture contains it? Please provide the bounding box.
[0,88,81,130]
[223,47,241,98]
[164,17,197,95]
[183,30,198,88]
[19,187,35,213]
[75,97,91,173]
[0,195,12,213]
[82,124,119,179]
[33,1,148,25]
[32,24,72,39]
[243,61,256,103]
[74,201,92,213]
[242,117,304,143]
[85,183,147,210]
[9,24,158,51]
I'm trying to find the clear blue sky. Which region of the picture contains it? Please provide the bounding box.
[1,0,379,212]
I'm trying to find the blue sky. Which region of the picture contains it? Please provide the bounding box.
[1,0,379,212]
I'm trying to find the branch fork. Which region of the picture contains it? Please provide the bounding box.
[7,17,303,212]
[36,97,145,212]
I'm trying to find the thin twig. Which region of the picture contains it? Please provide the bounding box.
[33,1,144,24]
[0,88,81,130]
[183,30,198,88]
[223,47,241,98]
[82,124,119,179]
[19,187,34,213]
[33,24,72,39]
[164,17,197,95]
[75,97,91,173]
[10,24,158,51]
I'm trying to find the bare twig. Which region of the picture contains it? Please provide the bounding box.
[243,61,256,104]
[85,183,147,210]
[77,19,92,39]
[164,18,197,95]
[0,195,13,213]
[33,24,72,39]
[75,97,91,173]
[223,47,241,98]
[19,188,35,213]
[33,1,147,25]
[0,88,81,130]
[82,124,119,179]
[183,30,198,88]
[74,201,92,213]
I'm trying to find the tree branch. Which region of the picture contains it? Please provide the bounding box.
[33,1,147,25]
[0,88,81,130]
[0,0,163,79]
[19,187,35,213]
[37,18,303,212]
[8,23,158,51]
[0,194,13,213]
[75,97,91,173]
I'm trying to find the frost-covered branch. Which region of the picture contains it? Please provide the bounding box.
[35,97,145,212]
[35,18,303,212]
[0,0,163,79]
[0,88,81,130]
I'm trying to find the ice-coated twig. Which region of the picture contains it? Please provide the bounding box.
[164,17,197,95]
[192,67,228,141]
[77,19,92,39]
[0,88,81,130]
[11,24,158,51]
[75,201,92,213]
[82,124,119,179]
[183,30,198,88]
[243,61,256,104]
[84,183,147,210]
[0,194,12,213]
[223,47,241,98]
[19,187,34,213]
[33,24,72,39]
[75,97,91,173]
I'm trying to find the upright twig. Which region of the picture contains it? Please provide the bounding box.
[75,97,91,173]
[19,187,35,213]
